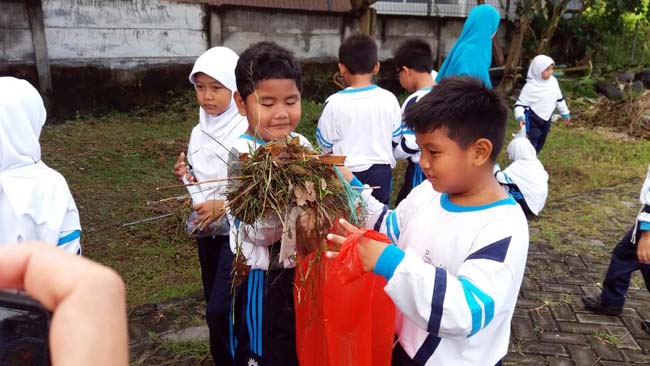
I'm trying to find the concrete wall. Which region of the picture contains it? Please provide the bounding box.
[0,1,510,118]
[1,0,207,68]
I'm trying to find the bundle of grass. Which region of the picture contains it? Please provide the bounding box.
[225,136,364,266]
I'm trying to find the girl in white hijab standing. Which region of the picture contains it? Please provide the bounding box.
[514,55,570,153]
[495,136,549,216]
[171,47,248,365]
[0,77,81,254]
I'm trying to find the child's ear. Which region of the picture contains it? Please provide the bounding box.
[472,138,493,166]
[338,63,348,75]
[234,91,247,117]
[371,62,380,75]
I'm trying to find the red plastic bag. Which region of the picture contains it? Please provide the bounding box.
[295,229,396,366]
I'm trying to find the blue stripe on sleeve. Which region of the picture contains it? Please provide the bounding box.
[385,212,396,243]
[393,125,403,137]
[640,222,650,231]
[427,267,447,335]
[373,205,389,231]
[463,279,494,328]
[373,244,405,281]
[389,211,400,242]
[316,129,334,148]
[459,278,482,337]
[58,230,81,246]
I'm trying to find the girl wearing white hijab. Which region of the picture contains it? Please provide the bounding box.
[514,55,570,153]
[495,135,549,216]
[172,47,247,366]
[0,77,81,254]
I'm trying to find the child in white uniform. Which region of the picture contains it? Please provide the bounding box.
[330,77,529,366]
[392,39,436,204]
[514,55,570,153]
[316,33,401,204]
[172,47,248,366]
[0,77,81,254]
[494,136,548,216]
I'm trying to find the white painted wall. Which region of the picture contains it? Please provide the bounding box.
[0,0,207,67]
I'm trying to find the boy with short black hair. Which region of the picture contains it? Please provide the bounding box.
[330,76,529,365]
[229,41,308,366]
[317,33,401,205]
[393,39,436,204]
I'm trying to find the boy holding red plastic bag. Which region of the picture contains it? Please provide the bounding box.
[330,77,529,366]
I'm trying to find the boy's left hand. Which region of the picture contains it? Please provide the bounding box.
[563,117,571,126]
[327,219,389,272]
[637,231,650,264]
[193,199,225,229]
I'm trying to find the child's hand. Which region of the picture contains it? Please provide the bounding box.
[518,119,525,128]
[337,166,354,182]
[174,152,195,183]
[637,231,650,264]
[193,199,225,229]
[563,117,571,126]
[327,219,389,272]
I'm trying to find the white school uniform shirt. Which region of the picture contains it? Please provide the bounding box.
[316,85,402,172]
[0,77,81,254]
[228,132,312,270]
[495,137,549,215]
[393,87,433,164]
[186,47,248,235]
[352,179,529,366]
[637,164,650,232]
[514,55,570,122]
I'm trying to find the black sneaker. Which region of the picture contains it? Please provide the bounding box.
[641,320,650,335]
[581,296,623,316]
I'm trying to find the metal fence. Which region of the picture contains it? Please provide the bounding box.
[372,0,517,18]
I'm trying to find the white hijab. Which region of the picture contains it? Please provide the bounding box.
[187,47,248,204]
[517,55,562,121]
[0,77,80,246]
[503,137,549,215]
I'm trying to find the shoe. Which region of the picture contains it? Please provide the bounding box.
[641,320,650,335]
[581,296,623,316]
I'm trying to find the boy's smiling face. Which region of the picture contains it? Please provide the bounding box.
[193,72,232,116]
[235,79,301,141]
[416,127,491,195]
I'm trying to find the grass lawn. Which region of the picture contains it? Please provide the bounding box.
[40,85,650,307]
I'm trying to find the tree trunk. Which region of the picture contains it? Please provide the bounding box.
[498,17,531,94]
[535,2,569,54]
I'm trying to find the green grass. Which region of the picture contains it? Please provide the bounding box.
[39,84,650,306]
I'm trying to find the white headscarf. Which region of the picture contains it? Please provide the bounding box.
[187,47,248,205]
[517,55,562,121]
[0,77,80,247]
[503,137,549,215]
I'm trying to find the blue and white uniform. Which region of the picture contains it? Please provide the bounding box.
[316,85,402,172]
[0,77,81,254]
[636,164,650,234]
[353,178,529,365]
[393,87,432,203]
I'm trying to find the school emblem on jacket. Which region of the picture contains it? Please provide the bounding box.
[247,358,259,366]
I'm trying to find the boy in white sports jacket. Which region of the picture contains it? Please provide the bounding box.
[329,77,529,366]
[582,164,650,333]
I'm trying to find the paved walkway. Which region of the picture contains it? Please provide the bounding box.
[129,181,650,365]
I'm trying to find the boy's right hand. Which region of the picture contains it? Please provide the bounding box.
[336,166,354,182]
[518,118,525,128]
[637,231,650,264]
[173,152,195,183]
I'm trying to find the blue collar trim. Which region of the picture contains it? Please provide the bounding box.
[440,193,517,213]
[337,85,378,94]
[241,133,267,145]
